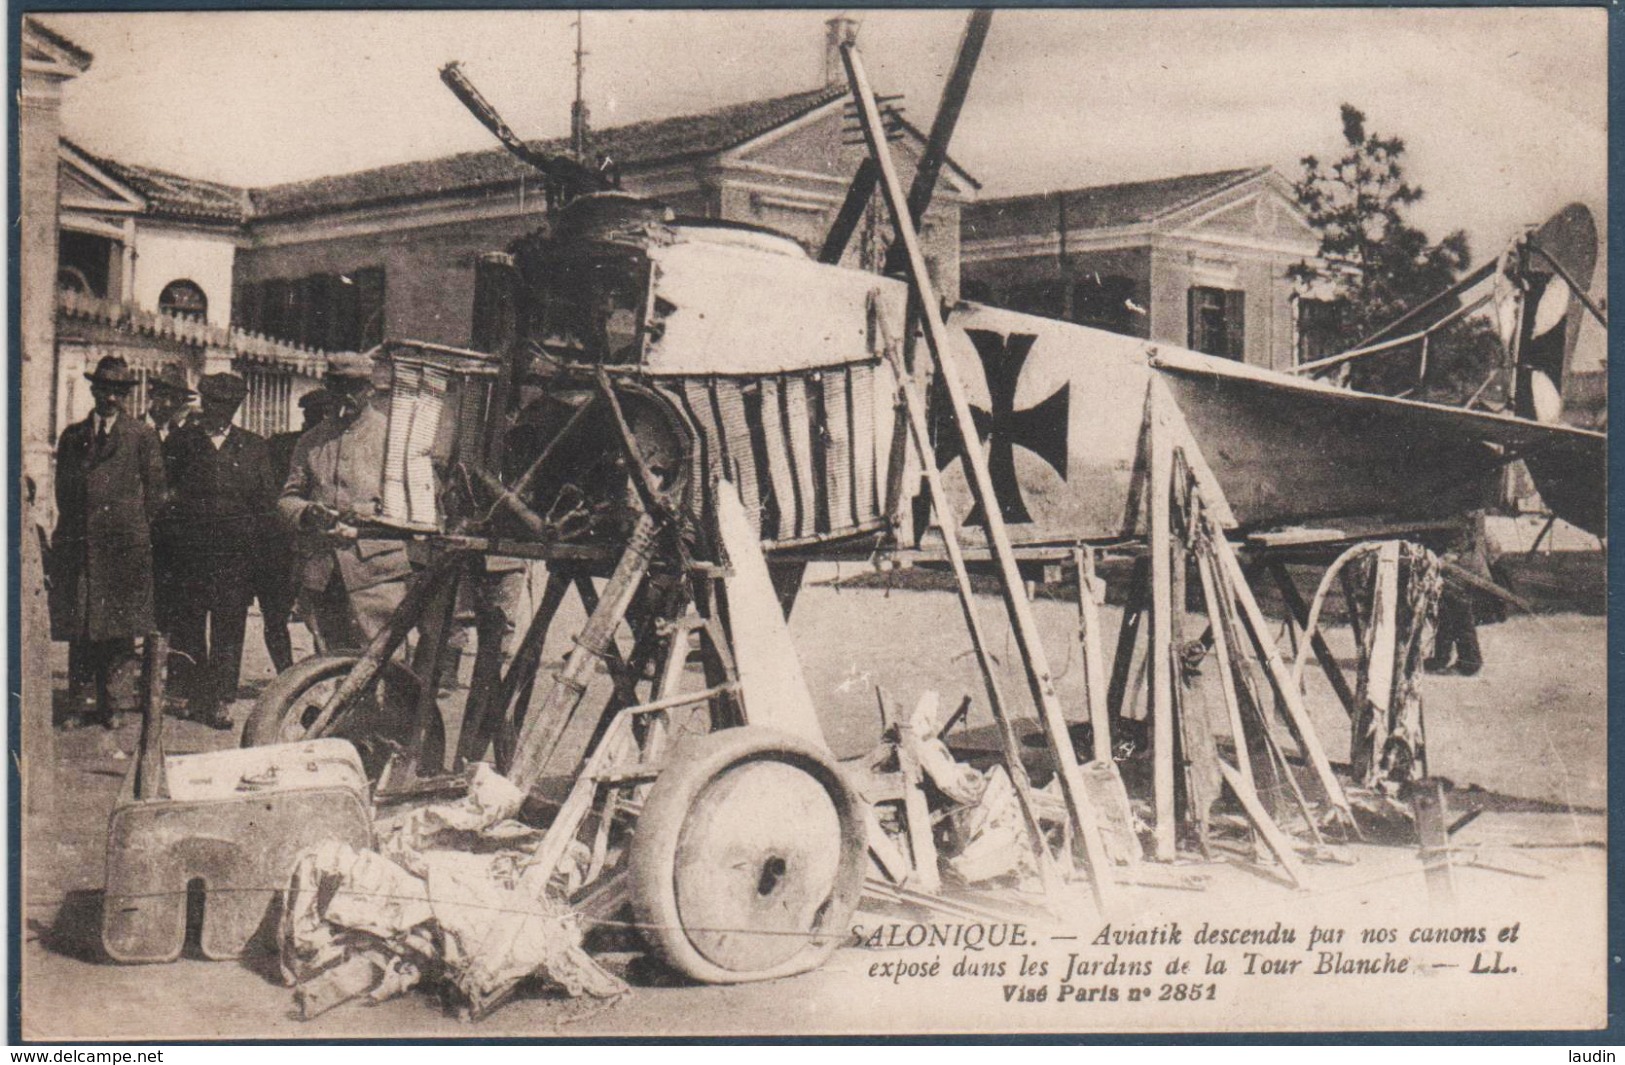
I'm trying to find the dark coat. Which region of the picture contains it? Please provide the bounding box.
[278,403,411,593]
[159,423,279,573]
[50,412,167,642]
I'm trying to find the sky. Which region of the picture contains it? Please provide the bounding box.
[44,7,1607,260]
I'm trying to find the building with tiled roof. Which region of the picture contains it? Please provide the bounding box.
[962,166,1325,372]
[224,70,973,352]
[47,19,975,434]
[56,24,976,362]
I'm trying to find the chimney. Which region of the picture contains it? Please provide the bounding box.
[824,15,858,86]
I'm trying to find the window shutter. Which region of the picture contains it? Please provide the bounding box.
[1187,287,1200,350]
[355,266,386,349]
[472,253,518,355]
[1224,289,1246,360]
[261,279,290,341]
[234,281,261,334]
[332,271,360,352]
[306,274,335,351]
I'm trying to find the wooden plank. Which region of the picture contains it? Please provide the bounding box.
[712,379,762,536]
[1413,777,1456,906]
[822,368,856,530]
[756,377,800,542]
[715,481,826,745]
[1211,515,1355,826]
[781,376,819,539]
[1268,562,1358,719]
[849,362,879,523]
[1074,547,1113,765]
[1215,759,1307,890]
[848,48,1116,913]
[876,308,1065,896]
[1148,390,1176,862]
[880,690,941,893]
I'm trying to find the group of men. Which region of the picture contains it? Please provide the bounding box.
[49,351,409,729]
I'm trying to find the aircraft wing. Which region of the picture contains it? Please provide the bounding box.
[1152,348,1606,535]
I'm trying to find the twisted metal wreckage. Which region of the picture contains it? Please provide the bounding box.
[98,15,1605,1021]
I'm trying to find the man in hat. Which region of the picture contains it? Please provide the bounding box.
[256,388,335,672]
[50,355,168,728]
[143,363,196,443]
[163,373,277,728]
[145,363,196,642]
[280,353,412,652]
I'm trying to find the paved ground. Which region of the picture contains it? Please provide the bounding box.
[18,561,1608,1039]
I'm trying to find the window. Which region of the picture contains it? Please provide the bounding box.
[1188,286,1245,360]
[1072,275,1140,336]
[1295,297,1344,364]
[158,279,208,321]
[57,267,92,295]
[1007,281,1067,320]
[961,279,992,304]
[59,230,114,299]
[238,266,385,351]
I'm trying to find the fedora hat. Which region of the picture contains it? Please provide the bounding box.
[85,355,139,390]
[148,363,196,398]
[197,373,248,407]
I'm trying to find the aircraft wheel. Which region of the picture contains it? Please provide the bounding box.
[241,653,443,778]
[628,725,866,984]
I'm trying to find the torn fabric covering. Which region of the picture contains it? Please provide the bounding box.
[280,764,627,1020]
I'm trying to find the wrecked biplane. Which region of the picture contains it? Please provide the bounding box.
[226,15,1605,1007]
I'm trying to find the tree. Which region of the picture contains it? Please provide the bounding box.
[1289,104,1499,403]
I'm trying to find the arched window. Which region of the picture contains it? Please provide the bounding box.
[57,267,92,295]
[158,279,208,321]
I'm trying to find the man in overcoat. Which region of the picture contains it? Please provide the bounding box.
[279,354,412,653]
[163,373,277,728]
[143,363,195,443]
[50,355,167,729]
[145,363,196,644]
[257,388,333,673]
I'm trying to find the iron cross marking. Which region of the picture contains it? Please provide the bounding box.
[933,328,1070,525]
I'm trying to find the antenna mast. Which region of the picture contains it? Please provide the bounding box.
[571,12,589,162]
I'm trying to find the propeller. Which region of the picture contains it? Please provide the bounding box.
[440,61,610,202]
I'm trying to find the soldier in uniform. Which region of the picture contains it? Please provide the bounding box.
[279,354,412,652]
[163,373,277,728]
[50,356,167,729]
[258,388,334,672]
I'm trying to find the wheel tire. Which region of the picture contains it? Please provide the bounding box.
[628,725,866,985]
[241,654,444,777]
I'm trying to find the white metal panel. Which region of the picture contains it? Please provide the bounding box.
[643,239,908,376]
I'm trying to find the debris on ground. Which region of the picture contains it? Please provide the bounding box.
[280,764,627,1022]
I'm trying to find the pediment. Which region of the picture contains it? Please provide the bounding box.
[1163,176,1317,251]
[727,98,978,200]
[59,144,145,214]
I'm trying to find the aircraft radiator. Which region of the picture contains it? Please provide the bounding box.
[377,341,500,531]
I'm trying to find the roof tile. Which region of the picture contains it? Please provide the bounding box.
[963,166,1269,242]
[250,84,849,220]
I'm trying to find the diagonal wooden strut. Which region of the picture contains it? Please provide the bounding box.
[843,42,1116,913]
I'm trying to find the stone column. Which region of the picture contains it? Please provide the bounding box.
[20,20,91,822]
